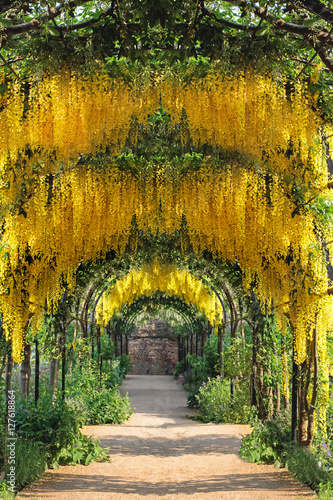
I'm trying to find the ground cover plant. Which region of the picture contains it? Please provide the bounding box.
[239,416,333,497]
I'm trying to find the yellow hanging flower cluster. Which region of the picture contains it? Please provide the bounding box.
[162,70,328,188]
[0,66,330,212]
[96,260,222,326]
[1,162,331,363]
[0,65,331,366]
[0,69,159,210]
[0,71,158,161]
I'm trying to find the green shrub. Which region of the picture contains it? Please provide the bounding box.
[84,387,134,424]
[285,445,331,492]
[66,361,134,424]
[225,384,252,424]
[118,354,133,376]
[15,396,110,471]
[240,417,333,495]
[196,376,231,422]
[4,440,47,493]
[0,480,16,499]
[65,396,89,425]
[51,434,109,468]
[102,354,132,389]
[239,418,291,466]
[173,359,186,378]
[187,388,199,408]
[319,483,333,499]
[0,492,15,500]
[183,354,213,391]
[15,396,81,456]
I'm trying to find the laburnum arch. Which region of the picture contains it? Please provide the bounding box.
[1,64,333,447]
[94,261,225,328]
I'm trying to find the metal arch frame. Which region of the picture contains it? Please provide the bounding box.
[114,294,202,336]
[90,268,227,328]
[91,272,127,325]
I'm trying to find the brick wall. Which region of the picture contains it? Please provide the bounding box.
[128,319,178,374]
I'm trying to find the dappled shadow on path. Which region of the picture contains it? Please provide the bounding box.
[20,376,315,499]
[26,471,315,497]
[99,434,241,457]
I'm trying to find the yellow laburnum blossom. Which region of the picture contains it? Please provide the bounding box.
[0,164,331,368]
[95,261,221,327]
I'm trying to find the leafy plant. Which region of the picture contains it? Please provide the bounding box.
[105,355,132,389]
[239,418,291,466]
[51,434,109,468]
[66,360,134,424]
[14,395,110,473]
[83,387,134,425]
[0,481,16,500]
[4,440,47,492]
[285,445,331,492]
[239,417,333,495]
[195,376,231,423]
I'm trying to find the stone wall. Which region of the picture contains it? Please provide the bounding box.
[128,319,178,374]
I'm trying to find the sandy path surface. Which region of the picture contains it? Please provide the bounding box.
[20,375,316,500]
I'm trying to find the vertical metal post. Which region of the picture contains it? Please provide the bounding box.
[221,325,225,380]
[217,325,222,375]
[96,325,101,367]
[91,330,94,361]
[61,333,66,401]
[291,346,298,442]
[99,355,103,386]
[115,330,118,356]
[34,338,39,406]
[252,327,257,407]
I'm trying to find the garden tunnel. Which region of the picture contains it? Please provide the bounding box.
[1,64,333,450]
[79,262,223,372]
[89,261,234,372]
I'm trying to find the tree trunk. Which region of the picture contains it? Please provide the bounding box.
[0,352,7,380]
[266,369,273,418]
[282,337,290,411]
[274,385,281,414]
[49,357,59,388]
[298,318,319,447]
[61,333,66,400]
[20,343,31,398]
[252,327,257,407]
[34,339,40,406]
[306,319,319,447]
[291,356,298,442]
[298,361,308,445]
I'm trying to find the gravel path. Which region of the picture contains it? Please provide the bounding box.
[20,375,316,499]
